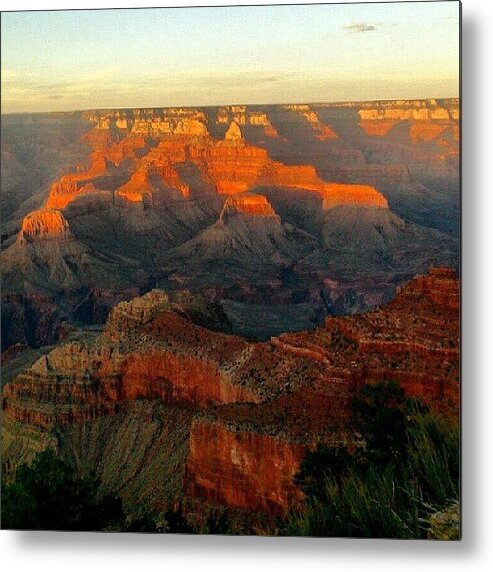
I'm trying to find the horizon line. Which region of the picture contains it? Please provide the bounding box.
[1,94,460,115]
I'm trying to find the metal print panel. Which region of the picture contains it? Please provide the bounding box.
[1,1,460,538]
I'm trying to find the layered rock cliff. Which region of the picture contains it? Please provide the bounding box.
[183,267,459,512]
[184,420,306,513]
[2,269,459,515]
[2,100,459,353]
[18,209,72,244]
[357,98,458,122]
[40,114,389,214]
[219,194,279,220]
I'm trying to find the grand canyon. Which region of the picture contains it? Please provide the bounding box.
[1,98,460,536]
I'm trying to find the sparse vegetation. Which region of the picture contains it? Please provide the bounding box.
[1,449,199,533]
[1,449,125,531]
[283,381,459,538]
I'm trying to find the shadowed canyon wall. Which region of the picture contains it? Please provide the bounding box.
[2,99,459,350]
[2,269,459,514]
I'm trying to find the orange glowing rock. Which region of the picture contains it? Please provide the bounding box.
[117,163,189,203]
[203,123,270,194]
[359,119,399,136]
[39,112,389,215]
[259,163,388,210]
[409,122,450,143]
[18,209,72,243]
[320,182,389,209]
[219,194,278,219]
[224,121,243,142]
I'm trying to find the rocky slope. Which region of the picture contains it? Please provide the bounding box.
[162,193,316,284]
[1,113,91,241]
[2,268,459,517]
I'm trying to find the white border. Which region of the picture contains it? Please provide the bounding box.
[2,1,493,570]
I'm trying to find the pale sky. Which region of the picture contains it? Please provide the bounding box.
[1,2,460,113]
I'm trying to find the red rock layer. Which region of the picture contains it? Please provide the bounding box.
[119,349,259,405]
[31,115,389,217]
[184,421,305,513]
[3,268,459,512]
[322,267,460,408]
[112,120,386,210]
[45,133,147,209]
[45,163,105,210]
[359,119,399,136]
[409,122,451,143]
[395,267,459,310]
[312,122,338,140]
[201,124,270,195]
[2,342,259,428]
[184,268,459,512]
[183,383,352,513]
[2,293,260,427]
[259,163,388,209]
[356,100,459,149]
[117,163,189,203]
[219,194,278,219]
[320,182,388,209]
[101,135,148,166]
[18,209,72,243]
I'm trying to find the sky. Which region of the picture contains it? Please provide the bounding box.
[1,1,460,113]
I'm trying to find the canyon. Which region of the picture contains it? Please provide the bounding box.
[1,98,460,529]
[2,268,459,518]
[1,99,459,349]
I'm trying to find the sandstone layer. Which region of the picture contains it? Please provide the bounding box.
[2,269,459,514]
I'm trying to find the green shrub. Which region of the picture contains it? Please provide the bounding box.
[284,381,459,538]
[1,449,125,531]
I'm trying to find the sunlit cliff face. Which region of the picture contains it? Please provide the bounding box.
[2,267,459,512]
[18,209,72,244]
[1,99,459,356]
[39,110,390,214]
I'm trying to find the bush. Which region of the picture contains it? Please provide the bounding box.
[286,464,422,538]
[1,449,125,531]
[352,380,408,463]
[284,381,459,538]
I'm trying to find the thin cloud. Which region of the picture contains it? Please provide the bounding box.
[1,68,17,80]
[344,22,377,33]
[1,68,297,112]
[1,67,122,100]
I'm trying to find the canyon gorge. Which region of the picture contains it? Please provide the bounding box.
[2,267,459,522]
[2,99,459,348]
[1,98,460,532]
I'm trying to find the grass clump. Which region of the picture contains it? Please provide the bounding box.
[283,381,459,539]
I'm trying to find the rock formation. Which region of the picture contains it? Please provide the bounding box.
[37,115,390,214]
[357,98,458,122]
[184,420,306,513]
[0,100,460,528]
[284,104,338,140]
[1,99,459,351]
[219,194,278,220]
[2,269,459,515]
[18,209,72,244]
[215,108,279,138]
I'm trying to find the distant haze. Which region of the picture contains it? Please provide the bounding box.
[1,2,460,113]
